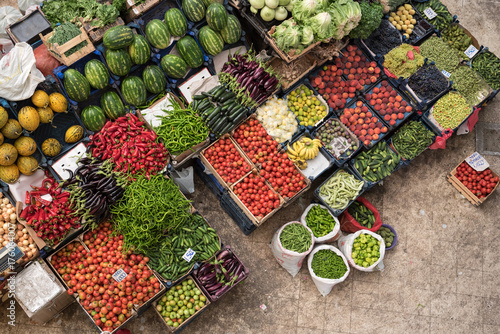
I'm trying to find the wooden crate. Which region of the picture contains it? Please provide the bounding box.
[266,26,321,64]
[80,17,125,44]
[40,27,95,66]
[268,54,317,91]
[124,0,162,21]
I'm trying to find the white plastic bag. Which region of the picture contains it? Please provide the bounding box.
[0,38,14,60]
[271,221,315,277]
[0,6,22,39]
[338,230,385,272]
[300,204,342,243]
[307,245,350,296]
[0,42,45,101]
[18,0,40,13]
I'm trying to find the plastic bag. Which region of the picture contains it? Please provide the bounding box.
[307,245,350,296]
[0,6,22,39]
[18,0,40,13]
[300,204,341,243]
[270,221,315,277]
[429,129,452,150]
[171,167,195,194]
[339,197,382,233]
[0,42,45,101]
[338,230,385,272]
[33,43,61,77]
[0,38,14,61]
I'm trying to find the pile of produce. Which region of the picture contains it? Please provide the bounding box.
[391,121,435,160]
[407,65,449,101]
[365,80,413,127]
[198,11,243,56]
[314,118,359,159]
[351,233,381,267]
[154,98,209,155]
[203,138,252,184]
[192,85,247,137]
[431,92,471,129]
[41,0,120,28]
[286,136,322,170]
[413,0,453,31]
[248,0,291,22]
[441,24,474,60]
[287,85,328,127]
[156,278,207,329]
[232,118,280,164]
[19,177,81,246]
[319,170,364,210]
[305,205,337,238]
[48,23,89,57]
[159,34,205,78]
[450,66,491,106]
[354,141,401,183]
[419,37,460,74]
[376,226,395,248]
[310,249,347,279]
[339,100,388,147]
[50,222,163,332]
[348,0,383,39]
[388,4,416,40]
[454,161,499,199]
[233,172,280,218]
[363,19,402,56]
[88,113,169,177]
[220,51,280,106]
[259,151,307,198]
[0,135,38,184]
[383,43,424,78]
[256,97,298,143]
[279,223,312,253]
[347,200,376,229]
[472,51,500,90]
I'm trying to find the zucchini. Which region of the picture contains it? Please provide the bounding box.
[192,94,206,100]
[197,99,211,111]
[219,91,236,103]
[218,122,233,135]
[191,99,199,111]
[208,86,220,94]
[213,86,226,100]
[232,111,247,125]
[228,106,245,121]
[212,116,228,133]
[202,107,215,120]
[208,111,222,127]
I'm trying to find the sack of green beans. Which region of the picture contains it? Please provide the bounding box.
[271,222,315,277]
[300,204,341,243]
[307,245,350,296]
[338,230,385,272]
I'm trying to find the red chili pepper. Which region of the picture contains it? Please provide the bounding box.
[25,191,31,205]
[19,207,30,220]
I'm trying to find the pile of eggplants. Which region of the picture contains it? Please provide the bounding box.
[194,247,247,300]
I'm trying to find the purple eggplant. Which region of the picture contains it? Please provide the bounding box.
[214,284,232,297]
[252,67,265,80]
[264,77,278,90]
[206,282,223,292]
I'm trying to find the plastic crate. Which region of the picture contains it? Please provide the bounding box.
[220,189,257,235]
[72,84,130,120]
[421,103,476,135]
[388,3,434,45]
[5,8,51,45]
[358,20,402,60]
[469,47,500,105]
[135,0,193,32]
[194,158,224,199]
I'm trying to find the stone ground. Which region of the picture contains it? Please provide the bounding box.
[1,0,500,333]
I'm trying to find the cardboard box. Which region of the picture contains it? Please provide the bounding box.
[80,17,125,44]
[124,0,162,21]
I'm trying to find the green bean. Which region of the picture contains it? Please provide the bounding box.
[450,66,491,106]
[311,249,347,279]
[392,121,435,160]
[305,206,337,238]
[419,37,460,73]
[319,170,364,210]
[280,223,312,253]
[432,92,471,129]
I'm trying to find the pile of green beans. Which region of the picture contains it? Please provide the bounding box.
[155,100,209,155]
[311,249,347,279]
[472,51,500,90]
[280,223,312,253]
[419,37,460,73]
[450,66,491,106]
[392,121,435,160]
[319,170,364,210]
[432,92,471,129]
[305,205,337,238]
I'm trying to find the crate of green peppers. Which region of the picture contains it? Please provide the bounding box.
[389,119,437,165]
[471,48,500,99]
[450,65,492,107]
[307,245,350,296]
[422,91,473,133]
[413,0,454,32]
[300,203,341,243]
[440,23,480,62]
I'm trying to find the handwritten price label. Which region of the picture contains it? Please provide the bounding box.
[423,7,437,20]
[442,70,451,78]
[465,152,489,171]
[112,269,128,283]
[182,248,196,262]
[464,45,479,59]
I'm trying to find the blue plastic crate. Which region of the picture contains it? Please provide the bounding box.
[220,189,257,235]
[194,158,224,199]
[135,0,194,33]
[469,47,500,105]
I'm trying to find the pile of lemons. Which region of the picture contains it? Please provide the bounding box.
[389,4,417,39]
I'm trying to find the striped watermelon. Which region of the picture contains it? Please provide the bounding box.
[182,0,206,23]
[103,26,134,50]
[220,15,242,44]
[164,8,188,37]
[84,60,110,90]
[100,91,126,120]
[63,69,90,102]
[128,34,151,65]
[105,49,132,76]
[145,19,171,49]
[161,54,188,79]
[143,65,167,94]
[198,26,224,56]
[177,36,204,68]
[206,3,228,31]
[121,76,147,107]
[203,0,223,7]
[81,106,106,132]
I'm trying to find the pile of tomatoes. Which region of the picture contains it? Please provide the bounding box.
[455,162,499,199]
[233,173,280,218]
[232,119,280,163]
[260,152,307,199]
[203,138,252,184]
[50,222,162,332]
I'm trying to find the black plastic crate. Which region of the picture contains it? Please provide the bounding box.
[220,189,256,235]
[73,84,130,119]
[6,8,51,45]
[124,60,171,108]
[194,158,224,199]
[239,3,289,38]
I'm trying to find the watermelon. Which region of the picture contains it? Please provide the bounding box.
[105,49,132,76]
[128,34,151,65]
[143,65,167,94]
[161,54,188,79]
[198,26,224,56]
[84,60,110,90]
[100,91,126,120]
[220,15,242,44]
[203,0,223,7]
[177,36,204,68]
[206,3,228,31]
[81,105,106,132]
[121,76,147,107]
[164,8,188,37]
[63,69,90,102]
[145,19,171,50]
[103,26,134,50]
[182,0,206,23]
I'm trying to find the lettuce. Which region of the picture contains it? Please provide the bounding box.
[301,26,314,45]
[307,11,334,40]
[292,0,319,22]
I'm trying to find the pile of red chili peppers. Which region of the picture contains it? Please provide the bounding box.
[88,113,169,178]
[19,177,81,246]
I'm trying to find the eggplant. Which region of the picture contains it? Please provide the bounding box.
[214,284,231,297]
[206,282,223,292]
[217,249,232,261]
[96,177,114,191]
[252,67,264,80]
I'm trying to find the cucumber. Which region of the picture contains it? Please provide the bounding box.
[212,116,229,133]
[208,111,222,127]
[192,94,206,100]
[218,122,233,135]
[219,91,235,103]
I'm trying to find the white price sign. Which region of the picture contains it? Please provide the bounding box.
[127,0,135,6]
[442,70,451,78]
[329,137,351,158]
[423,7,437,20]
[464,45,479,59]
[112,269,128,282]
[465,152,489,171]
[182,248,196,262]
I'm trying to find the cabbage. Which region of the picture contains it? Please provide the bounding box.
[273,20,302,52]
[301,26,314,45]
[292,0,318,22]
[307,11,333,40]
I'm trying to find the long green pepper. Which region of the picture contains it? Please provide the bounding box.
[392,121,435,160]
[305,206,337,238]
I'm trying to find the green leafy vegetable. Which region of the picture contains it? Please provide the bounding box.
[48,22,88,57]
[348,0,383,39]
[41,0,120,28]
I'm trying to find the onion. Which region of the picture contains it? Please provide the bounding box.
[10,214,16,221]
[2,223,8,230]
[2,240,7,247]
[29,244,36,249]
[0,228,4,235]
[22,228,27,234]
[28,237,33,243]
[23,240,29,246]
[17,231,23,237]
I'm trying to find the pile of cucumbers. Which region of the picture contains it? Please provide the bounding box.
[192,85,248,137]
[354,142,401,183]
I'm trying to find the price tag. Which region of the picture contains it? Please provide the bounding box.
[442,70,451,78]
[112,269,128,282]
[127,0,135,6]
[329,137,351,158]
[133,7,140,15]
[464,45,479,59]
[182,248,196,262]
[40,194,53,203]
[423,7,437,20]
[465,152,489,171]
